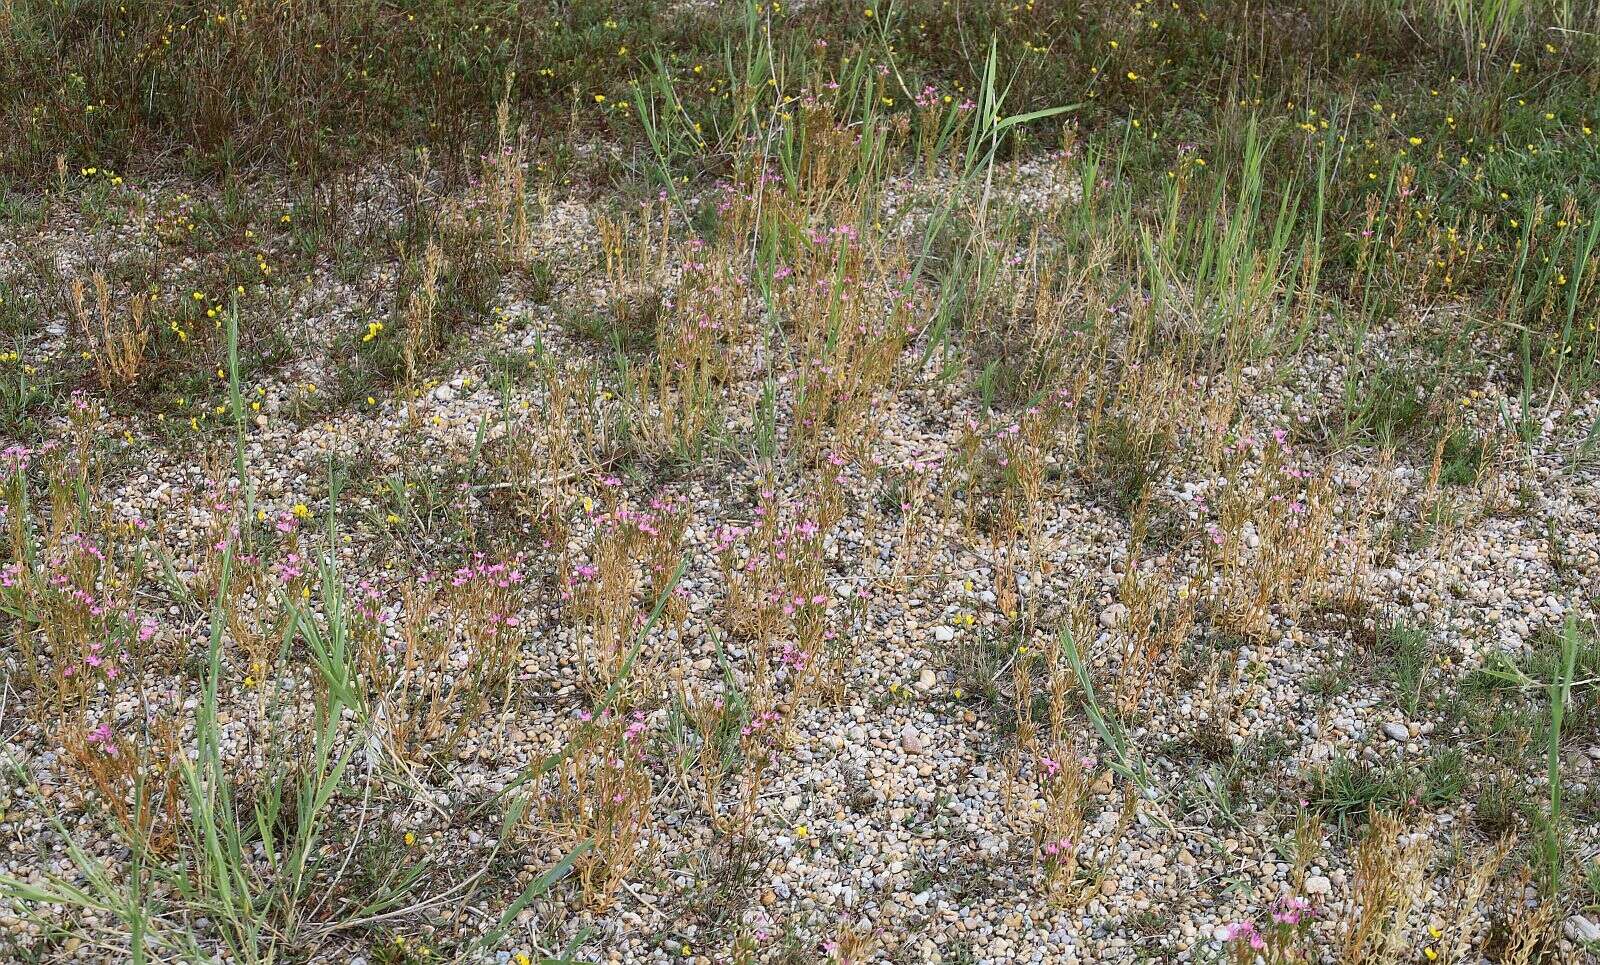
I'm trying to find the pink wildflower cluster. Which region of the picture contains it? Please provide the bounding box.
[1225,920,1267,951]
[274,550,305,585]
[352,581,393,625]
[88,722,119,757]
[2,443,38,473]
[741,709,782,740]
[1224,895,1314,955]
[1271,895,1312,925]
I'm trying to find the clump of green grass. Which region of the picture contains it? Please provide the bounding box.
[1377,620,1433,716]
[1308,755,1418,828]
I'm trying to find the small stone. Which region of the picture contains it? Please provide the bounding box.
[1381,722,1409,742]
[1304,875,1332,896]
[1565,914,1600,944]
[901,724,924,755]
[1099,604,1128,628]
[916,667,937,692]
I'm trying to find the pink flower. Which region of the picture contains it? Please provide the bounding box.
[1271,895,1312,925]
[88,723,119,757]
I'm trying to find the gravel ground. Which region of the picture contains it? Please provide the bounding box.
[2,160,1598,963]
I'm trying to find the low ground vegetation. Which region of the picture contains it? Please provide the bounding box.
[2,0,1599,961]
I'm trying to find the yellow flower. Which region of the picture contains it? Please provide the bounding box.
[292,503,311,519]
[863,7,873,16]
[404,832,416,845]
[1126,71,1139,81]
